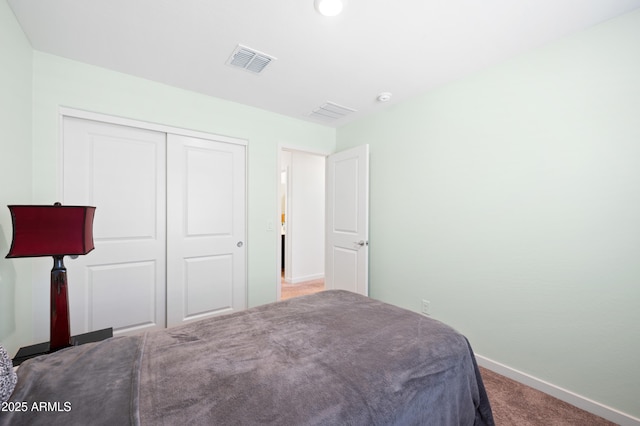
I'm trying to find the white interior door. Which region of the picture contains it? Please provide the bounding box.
[325,144,369,295]
[62,116,167,335]
[166,134,246,326]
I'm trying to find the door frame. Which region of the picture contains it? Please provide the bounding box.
[53,107,249,333]
[276,144,331,300]
[58,107,247,151]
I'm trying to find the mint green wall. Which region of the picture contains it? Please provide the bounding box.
[28,52,335,341]
[338,10,640,418]
[1,0,334,353]
[0,0,33,356]
[4,0,639,418]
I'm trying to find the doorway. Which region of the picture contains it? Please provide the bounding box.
[278,148,327,300]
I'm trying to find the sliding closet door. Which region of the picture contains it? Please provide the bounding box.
[63,115,247,334]
[62,116,167,335]
[166,134,246,326]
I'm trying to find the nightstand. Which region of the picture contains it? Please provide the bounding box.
[12,328,113,366]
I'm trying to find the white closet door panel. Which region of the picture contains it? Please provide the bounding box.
[90,136,160,239]
[183,255,233,317]
[167,134,246,326]
[63,117,167,335]
[185,148,234,235]
[88,261,158,331]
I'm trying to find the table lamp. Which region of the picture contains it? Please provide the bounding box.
[6,203,96,352]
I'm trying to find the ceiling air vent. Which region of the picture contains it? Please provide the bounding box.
[309,102,357,121]
[226,44,276,74]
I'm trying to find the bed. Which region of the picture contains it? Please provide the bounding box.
[1,290,494,425]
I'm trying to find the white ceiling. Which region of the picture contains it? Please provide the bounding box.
[8,0,640,127]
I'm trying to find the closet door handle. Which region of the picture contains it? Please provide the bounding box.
[237,241,244,248]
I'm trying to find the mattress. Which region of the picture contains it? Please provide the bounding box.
[2,290,493,425]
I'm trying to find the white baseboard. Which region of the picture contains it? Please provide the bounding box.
[284,273,324,284]
[475,355,640,426]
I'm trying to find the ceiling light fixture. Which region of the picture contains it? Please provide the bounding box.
[377,92,392,102]
[314,0,344,17]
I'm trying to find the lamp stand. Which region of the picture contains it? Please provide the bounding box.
[50,255,72,351]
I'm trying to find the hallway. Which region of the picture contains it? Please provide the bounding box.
[281,277,324,300]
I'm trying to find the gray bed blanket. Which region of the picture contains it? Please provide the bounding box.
[2,290,494,425]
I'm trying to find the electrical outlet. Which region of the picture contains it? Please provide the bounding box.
[421,299,431,315]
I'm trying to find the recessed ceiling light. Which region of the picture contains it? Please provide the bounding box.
[314,0,344,17]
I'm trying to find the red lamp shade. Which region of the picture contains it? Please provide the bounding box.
[6,204,96,258]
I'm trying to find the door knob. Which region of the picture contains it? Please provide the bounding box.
[356,240,367,247]
[237,241,244,247]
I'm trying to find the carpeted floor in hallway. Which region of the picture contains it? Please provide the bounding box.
[280,277,324,300]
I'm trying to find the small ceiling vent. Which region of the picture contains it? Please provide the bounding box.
[309,102,357,121]
[226,44,276,74]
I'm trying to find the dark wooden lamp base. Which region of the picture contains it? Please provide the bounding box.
[12,328,113,367]
[15,254,110,366]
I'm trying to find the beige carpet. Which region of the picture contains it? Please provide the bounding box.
[480,367,616,425]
